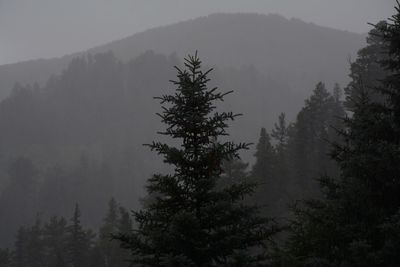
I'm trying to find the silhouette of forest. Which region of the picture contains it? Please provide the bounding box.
[0,3,399,267]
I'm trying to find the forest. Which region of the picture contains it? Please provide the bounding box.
[0,2,399,267]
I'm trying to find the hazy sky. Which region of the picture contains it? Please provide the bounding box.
[0,0,394,65]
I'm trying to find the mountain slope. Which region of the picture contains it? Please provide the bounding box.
[0,13,365,99]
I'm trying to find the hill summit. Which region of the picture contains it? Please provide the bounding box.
[0,13,364,99]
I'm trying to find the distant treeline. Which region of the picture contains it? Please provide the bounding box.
[0,68,343,248]
[0,198,131,267]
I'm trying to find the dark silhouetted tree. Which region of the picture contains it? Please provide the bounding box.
[96,198,129,267]
[271,113,288,152]
[251,128,278,211]
[286,82,343,198]
[115,53,278,266]
[26,219,45,267]
[43,216,69,267]
[67,204,94,267]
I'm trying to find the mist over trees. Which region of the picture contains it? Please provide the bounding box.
[0,13,364,101]
[0,2,399,267]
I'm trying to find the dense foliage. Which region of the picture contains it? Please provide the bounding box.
[0,199,131,267]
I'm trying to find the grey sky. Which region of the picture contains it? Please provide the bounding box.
[0,0,394,65]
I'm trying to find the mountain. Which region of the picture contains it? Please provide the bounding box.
[0,13,366,246]
[0,13,365,100]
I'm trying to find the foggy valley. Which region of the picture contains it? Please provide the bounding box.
[0,1,398,266]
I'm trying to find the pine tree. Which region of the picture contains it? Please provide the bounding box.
[67,204,94,267]
[286,82,342,198]
[344,21,388,111]
[98,198,126,267]
[271,113,289,182]
[43,216,69,267]
[271,113,290,216]
[114,206,133,266]
[252,128,275,182]
[117,206,132,235]
[220,159,249,187]
[115,53,278,266]
[251,128,278,210]
[26,219,45,267]
[14,227,28,267]
[271,113,288,153]
[12,218,46,267]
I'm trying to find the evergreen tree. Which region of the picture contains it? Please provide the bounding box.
[14,227,28,267]
[344,21,388,111]
[67,204,94,267]
[220,159,249,187]
[114,206,133,266]
[252,128,276,183]
[251,128,278,210]
[97,198,127,267]
[286,82,342,198]
[100,198,119,237]
[270,113,290,216]
[271,113,289,180]
[25,219,45,267]
[117,206,132,235]
[271,113,288,152]
[43,216,69,267]
[12,218,46,267]
[115,53,278,266]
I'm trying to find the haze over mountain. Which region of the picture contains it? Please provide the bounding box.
[0,13,364,100]
[1,1,400,265]
[0,12,366,247]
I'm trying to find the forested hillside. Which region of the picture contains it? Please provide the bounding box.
[0,50,296,246]
[0,2,398,267]
[0,13,364,100]
[0,50,347,248]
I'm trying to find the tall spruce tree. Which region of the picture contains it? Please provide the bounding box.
[251,128,278,211]
[344,21,388,111]
[271,113,290,215]
[252,128,276,183]
[286,82,343,199]
[43,216,69,267]
[271,113,288,152]
[97,198,129,267]
[67,204,94,267]
[115,53,278,266]
[26,219,45,267]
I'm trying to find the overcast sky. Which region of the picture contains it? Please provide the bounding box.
[0,0,395,65]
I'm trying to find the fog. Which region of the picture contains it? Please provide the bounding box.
[0,0,393,64]
[0,1,399,266]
